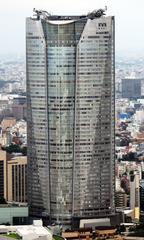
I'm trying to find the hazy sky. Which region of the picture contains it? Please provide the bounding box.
[0,0,144,57]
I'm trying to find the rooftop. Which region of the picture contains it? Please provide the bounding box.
[0,220,52,240]
[32,8,107,21]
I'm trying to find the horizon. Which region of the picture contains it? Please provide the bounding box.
[0,0,144,58]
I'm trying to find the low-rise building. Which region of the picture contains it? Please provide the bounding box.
[62,229,92,240]
[0,220,52,240]
[1,117,16,131]
[0,204,28,225]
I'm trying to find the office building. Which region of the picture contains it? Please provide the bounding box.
[121,77,144,99]
[12,96,27,120]
[7,156,27,203]
[115,191,128,208]
[0,148,27,203]
[129,171,140,221]
[140,179,144,212]
[0,149,10,200]
[26,9,115,225]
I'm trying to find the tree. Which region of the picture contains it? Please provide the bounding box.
[0,197,7,204]
[21,146,27,156]
[5,144,21,154]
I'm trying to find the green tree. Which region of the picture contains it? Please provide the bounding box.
[0,197,7,204]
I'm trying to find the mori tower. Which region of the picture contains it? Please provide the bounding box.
[26,9,115,226]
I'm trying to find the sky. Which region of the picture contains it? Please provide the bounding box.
[0,0,144,58]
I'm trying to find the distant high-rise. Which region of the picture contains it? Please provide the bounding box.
[130,171,140,221]
[122,77,144,99]
[26,9,115,226]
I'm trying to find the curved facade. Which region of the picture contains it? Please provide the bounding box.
[26,14,115,225]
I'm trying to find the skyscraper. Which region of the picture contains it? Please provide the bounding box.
[26,9,115,226]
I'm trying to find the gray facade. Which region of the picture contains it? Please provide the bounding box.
[26,12,115,225]
[122,78,144,99]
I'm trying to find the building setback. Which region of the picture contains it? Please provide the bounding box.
[26,10,115,226]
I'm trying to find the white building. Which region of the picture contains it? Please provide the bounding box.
[0,220,52,240]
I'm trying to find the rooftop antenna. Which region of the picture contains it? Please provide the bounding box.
[33,8,51,20]
[87,7,107,19]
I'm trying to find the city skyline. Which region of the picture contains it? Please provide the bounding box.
[1,0,144,57]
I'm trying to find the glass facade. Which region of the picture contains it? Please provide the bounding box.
[26,15,115,225]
